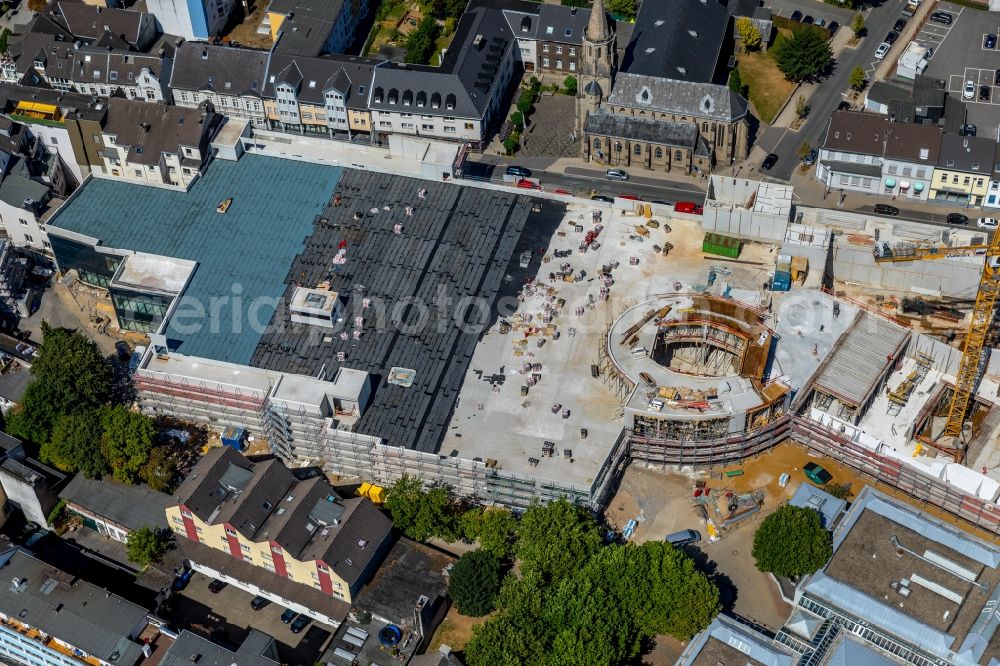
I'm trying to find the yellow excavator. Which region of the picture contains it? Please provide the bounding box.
[873,231,1000,439]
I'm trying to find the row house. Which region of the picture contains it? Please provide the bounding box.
[43,2,160,52]
[816,111,941,202]
[98,98,222,191]
[502,2,589,77]
[266,0,372,57]
[170,43,269,127]
[262,53,380,138]
[930,133,996,206]
[166,447,393,624]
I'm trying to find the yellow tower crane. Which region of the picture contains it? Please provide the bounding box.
[873,232,1000,439]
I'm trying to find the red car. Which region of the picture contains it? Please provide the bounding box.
[516,179,540,190]
[674,201,704,215]
[551,188,571,196]
[618,194,642,201]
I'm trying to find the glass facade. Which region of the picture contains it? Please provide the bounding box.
[49,234,121,288]
[110,286,171,333]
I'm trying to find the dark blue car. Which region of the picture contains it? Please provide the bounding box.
[172,569,193,591]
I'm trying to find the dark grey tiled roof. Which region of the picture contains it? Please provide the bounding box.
[160,630,279,666]
[622,0,757,82]
[55,2,149,46]
[821,111,889,156]
[170,43,268,97]
[268,0,346,58]
[503,9,537,39]
[938,133,996,172]
[263,53,381,109]
[882,122,942,163]
[103,98,219,167]
[0,548,149,666]
[0,82,107,121]
[0,172,49,209]
[537,3,589,45]
[607,72,748,122]
[65,50,165,87]
[867,81,910,106]
[60,475,172,532]
[820,161,884,178]
[369,5,513,120]
[299,497,393,587]
[584,110,699,148]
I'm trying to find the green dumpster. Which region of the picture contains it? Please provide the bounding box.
[702,233,742,258]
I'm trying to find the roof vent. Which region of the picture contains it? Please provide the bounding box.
[688,30,698,38]
[201,50,208,59]
[473,34,484,49]
[963,139,969,148]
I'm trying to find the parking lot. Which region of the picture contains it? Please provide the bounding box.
[167,572,333,665]
[921,3,1000,135]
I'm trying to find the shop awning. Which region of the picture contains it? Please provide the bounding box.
[900,181,910,189]
[885,178,897,188]
[914,182,925,192]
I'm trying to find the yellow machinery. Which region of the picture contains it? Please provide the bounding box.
[356,482,386,505]
[874,233,1000,438]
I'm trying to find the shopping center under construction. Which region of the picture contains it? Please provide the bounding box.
[42,157,1000,536]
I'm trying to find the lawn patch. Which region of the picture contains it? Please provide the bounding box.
[738,51,796,124]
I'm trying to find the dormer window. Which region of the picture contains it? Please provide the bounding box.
[308,80,316,88]
[431,92,441,108]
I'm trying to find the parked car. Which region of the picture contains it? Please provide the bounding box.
[280,609,297,624]
[803,149,818,166]
[250,596,269,611]
[986,33,997,49]
[964,80,977,99]
[505,165,531,178]
[961,123,978,136]
[290,616,311,634]
[592,194,615,202]
[924,47,934,60]
[930,11,953,25]
[515,178,539,190]
[995,69,1000,86]
[605,168,629,181]
[982,85,992,102]
[665,529,702,546]
[172,569,193,591]
[947,213,969,225]
[874,203,899,216]
[875,42,891,60]
[802,15,814,24]
[893,18,907,32]
[207,579,226,593]
[804,462,833,484]
[762,153,779,170]
[618,194,642,201]
[674,201,703,214]
[814,18,826,28]
[790,10,802,21]
[978,217,999,229]
[885,31,898,45]
[827,21,839,35]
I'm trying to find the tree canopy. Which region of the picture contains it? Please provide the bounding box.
[606,0,638,21]
[126,526,168,567]
[100,405,156,484]
[404,17,441,65]
[514,499,603,583]
[773,29,833,82]
[849,66,866,92]
[736,17,762,50]
[6,323,112,445]
[752,504,833,577]
[42,410,107,478]
[385,475,458,542]
[460,506,517,557]
[448,549,505,616]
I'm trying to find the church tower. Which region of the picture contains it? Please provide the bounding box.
[576,0,615,136]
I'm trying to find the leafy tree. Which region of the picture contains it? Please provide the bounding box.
[502,134,519,155]
[606,0,638,21]
[826,482,853,500]
[514,499,602,583]
[773,29,833,82]
[752,504,833,577]
[851,12,865,37]
[141,445,178,492]
[509,111,524,133]
[849,66,866,92]
[126,526,168,567]
[99,405,155,484]
[563,75,577,96]
[0,28,10,54]
[385,475,458,542]
[465,572,550,666]
[795,94,809,119]
[448,549,504,616]
[728,67,746,96]
[560,0,589,7]
[516,95,534,118]
[42,410,107,478]
[6,323,112,445]
[736,17,762,50]
[27,0,47,11]
[404,17,441,65]
[798,142,812,160]
[461,506,517,557]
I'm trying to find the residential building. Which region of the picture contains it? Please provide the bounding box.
[0,160,62,253]
[160,630,280,666]
[0,431,67,528]
[0,349,31,416]
[0,84,107,185]
[0,547,154,666]
[677,614,795,666]
[787,483,846,529]
[59,474,171,543]
[983,143,1000,209]
[44,2,160,51]
[266,0,372,57]
[145,0,239,41]
[931,133,996,206]
[879,122,941,201]
[776,485,1000,666]
[167,447,393,615]
[532,3,589,77]
[98,98,222,190]
[169,43,268,127]
[263,53,380,137]
[368,4,517,148]
[816,111,890,196]
[577,0,751,174]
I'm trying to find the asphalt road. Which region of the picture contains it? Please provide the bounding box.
[757,0,909,180]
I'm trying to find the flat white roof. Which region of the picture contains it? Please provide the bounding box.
[112,252,196,294]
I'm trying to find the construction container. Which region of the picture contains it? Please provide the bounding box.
[790,256,809,283]
[772,270,792,292]
[357,482,386,505]
[702,233,742,258]
[221,427,246,451]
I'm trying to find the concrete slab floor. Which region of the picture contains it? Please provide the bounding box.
[443,204,781,486]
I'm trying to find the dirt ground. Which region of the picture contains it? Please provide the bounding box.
[221,1,274,49]
[427,607,487,653]
[21,280,126,355]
